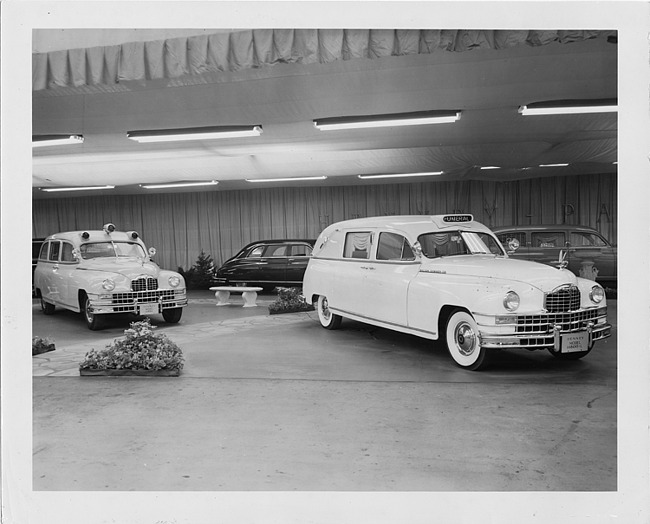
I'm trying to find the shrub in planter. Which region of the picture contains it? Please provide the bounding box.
[79,319,184,376]
[32,336,55,355]
[268,287,314,315]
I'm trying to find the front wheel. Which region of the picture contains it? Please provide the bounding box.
[445,310,489,370]
[162,307,183,324]
[82,295,104,331]
[317,295,341,330]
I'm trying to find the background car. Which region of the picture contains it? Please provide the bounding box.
[492,224,617,289]
[215,239,315,291]
[32,238,45,295]
[34,224,187,330]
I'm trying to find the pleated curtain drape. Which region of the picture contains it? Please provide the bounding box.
[32,174,617,272]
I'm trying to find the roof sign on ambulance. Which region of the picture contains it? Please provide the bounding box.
[443,215,473,223]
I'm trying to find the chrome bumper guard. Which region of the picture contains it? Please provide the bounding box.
[89,290,188,315]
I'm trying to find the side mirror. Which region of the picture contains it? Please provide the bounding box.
[148,247,157,257]
[412,241,423,258]
[72,248,81,261]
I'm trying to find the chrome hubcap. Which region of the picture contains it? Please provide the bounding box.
[455,322,477,356]
[320,298,331,321]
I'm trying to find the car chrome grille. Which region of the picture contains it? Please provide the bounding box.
[131,277,158,292]
[112,290,175,305]
[515,307,606,335]
[544,285,580,313]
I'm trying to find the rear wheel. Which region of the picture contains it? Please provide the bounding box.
[317,295,341,330]
[162,307,183,324]
[39,293,55,315]
[82,295,104,331]
[445,310,489,370]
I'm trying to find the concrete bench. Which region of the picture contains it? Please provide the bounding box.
[209,286,264,308]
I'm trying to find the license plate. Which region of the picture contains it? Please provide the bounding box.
[561,331,589,353]
[139,303,159,315]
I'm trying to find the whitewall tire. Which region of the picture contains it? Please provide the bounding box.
[317,295,342,330]
[445,310,489,370]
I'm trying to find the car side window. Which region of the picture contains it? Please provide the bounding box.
[248,246,265,258]
[290,244,312,257]
[60,242,76,262]
[343,232,372,259]
[48,241,61,262]
[497,232,527,247]
[532,232,565,248]
[264,245,288,257]
[376,232,415,261]
[39,242,49,261]
[569,232,607,247]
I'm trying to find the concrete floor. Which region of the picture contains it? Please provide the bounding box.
[32,290,617,491]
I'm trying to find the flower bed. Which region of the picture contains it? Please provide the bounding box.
[79,319,184,376]
[268,287,314,315]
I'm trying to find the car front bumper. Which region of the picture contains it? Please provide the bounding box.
[477,306,611,351]
[89,289,188,315]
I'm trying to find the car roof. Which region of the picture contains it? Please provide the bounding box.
[242,239,315,248]
[492,224,603,234]
[322,215,493,237]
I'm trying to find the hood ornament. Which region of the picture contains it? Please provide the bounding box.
[557,249,569,270]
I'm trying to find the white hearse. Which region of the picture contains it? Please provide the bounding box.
[34,224,188,330]
[302,215,611,370]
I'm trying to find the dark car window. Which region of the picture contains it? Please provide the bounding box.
[290,244,312,256]
[532,232,565,248]
[569,232,608,247]
[61,242,76,262]
[39,242,49,261]
[497,232,527,247]
[264,244,288,257]
[247,246,265,258]
[376,232,415,261]
[48,241,61,262]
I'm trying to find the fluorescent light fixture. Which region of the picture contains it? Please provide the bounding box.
[479,166,501,170]
[127,125,262,143]
[32,135,84,148]
[519,99,617,116]
[140,181,219,189]
[314,110,461,131]
[40,185,115,192]
[245,176,327,183]
[539,163,569,167]
[358,172,444,180]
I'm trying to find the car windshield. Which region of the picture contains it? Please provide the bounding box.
[80,242,146,260]
[418,231,504,258]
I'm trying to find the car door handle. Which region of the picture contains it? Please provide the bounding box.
[52,264,59,270]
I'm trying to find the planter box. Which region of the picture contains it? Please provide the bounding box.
[79,368,180,377]
[268,305,314,315]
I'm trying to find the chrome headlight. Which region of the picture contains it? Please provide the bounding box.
[168,275,181,288]
[590,285,605,304]
[503,290,520,312]
[102,279,115,291]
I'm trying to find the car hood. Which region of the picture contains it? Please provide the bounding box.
[420,255,577,291]
[79,257,159,277]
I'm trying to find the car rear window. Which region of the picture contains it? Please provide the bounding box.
[343,232,372,259]
[532,232,565,248]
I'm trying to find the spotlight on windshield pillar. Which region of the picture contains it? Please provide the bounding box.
[128,231,139,239]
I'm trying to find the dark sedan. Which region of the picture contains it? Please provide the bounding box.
[492,224,617,288]
[214,239,315,291]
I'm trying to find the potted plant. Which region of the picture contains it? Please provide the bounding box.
[79,319,184,376]
[32,336,56,356]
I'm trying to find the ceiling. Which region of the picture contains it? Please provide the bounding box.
[32,29,617,199]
